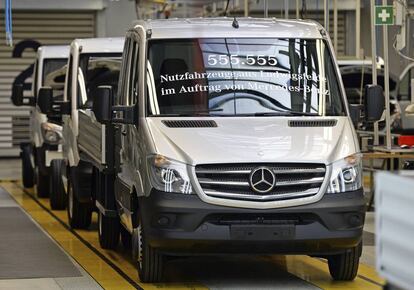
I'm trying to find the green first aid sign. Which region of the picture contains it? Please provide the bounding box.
[375,6,394,25]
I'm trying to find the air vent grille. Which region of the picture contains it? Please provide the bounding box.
[162,120,217,128]
[288,120,337,127]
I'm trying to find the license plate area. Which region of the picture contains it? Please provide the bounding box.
[230,224,296,240]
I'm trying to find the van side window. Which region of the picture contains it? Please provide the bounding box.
[129,40,139,106]
[117,38,131,105]
[77,54,121,109]
[33,60,39,99]
[66,54,74,102]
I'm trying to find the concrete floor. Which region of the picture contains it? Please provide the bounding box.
[0,159,383,290]
[0,182,102,290]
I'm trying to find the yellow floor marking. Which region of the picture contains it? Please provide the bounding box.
[2,182,136,290]
[3,181,385,290]
[3,181,206,290]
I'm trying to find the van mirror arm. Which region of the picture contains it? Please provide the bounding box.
[349,104,363,128]
[112,105,137,125]
[54,100,71,115]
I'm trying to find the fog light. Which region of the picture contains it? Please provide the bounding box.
[348,214,361,227]
[157,216,170,226]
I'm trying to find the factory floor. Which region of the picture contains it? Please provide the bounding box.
[0,159,383,290]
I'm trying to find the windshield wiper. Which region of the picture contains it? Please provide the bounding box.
[182,108,224,113]
[151,108,224,117]
[253,111,320,116]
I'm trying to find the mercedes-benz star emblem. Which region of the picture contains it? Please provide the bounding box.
[249,167,276,193]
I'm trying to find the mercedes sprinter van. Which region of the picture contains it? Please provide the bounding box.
[92,18,384,283]
[39,38,123,229]
[12,45,69,209]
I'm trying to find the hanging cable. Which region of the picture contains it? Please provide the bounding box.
[393,35,414,62]
[392,0,414,62]
[301,0,307,19]
[5,0,13,46]
[224,0,230,16]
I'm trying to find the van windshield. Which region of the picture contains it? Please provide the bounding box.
[147,38,345,117]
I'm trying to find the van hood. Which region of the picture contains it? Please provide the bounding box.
[147,117,357,165]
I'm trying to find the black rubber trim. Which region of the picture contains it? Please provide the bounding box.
[13,181,142,290]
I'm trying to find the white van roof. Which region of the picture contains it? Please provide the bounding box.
[132,17,325,39]
[37,45,69,60]
[70,37,124,54]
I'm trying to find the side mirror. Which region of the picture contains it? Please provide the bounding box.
[11,84,34,106]
[38,87,54,114]
[92,86,113,124]
[349,104,363,128]
[364,84,385,122]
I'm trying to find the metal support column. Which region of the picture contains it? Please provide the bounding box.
[264,0,268,18]
[324,0,329,32]
[371,0,379,145]
[356,0,361,58]
[383,0,392,149]
[296,0,300,19]
[244,0,249,17]
[284,0,289,19]
[334,0,338,53]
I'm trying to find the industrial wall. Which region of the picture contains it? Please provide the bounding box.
[0,0,137,156]
[0,0,412,156]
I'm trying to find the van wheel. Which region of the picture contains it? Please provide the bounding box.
[98,211,120,249]
[120,226,131,249]
[35,166,49,198]
[133,218,164,283]
[21,144,34,188]
[67,178,92,229]
[49,160,66,210]
[328,243,361,281]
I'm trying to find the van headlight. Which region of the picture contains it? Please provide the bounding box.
[41,122,62,145]
[148,155,193,194]
[327,153,362,193]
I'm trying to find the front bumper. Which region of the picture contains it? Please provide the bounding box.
[140,189,365,256]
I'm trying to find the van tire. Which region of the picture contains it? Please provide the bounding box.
[328,243,361,281]
[49,160,66,210]
[67,178,92,229]
[98,211,120,249]
[133,217,164,283]
[21,144,34,188]
[35,166,50,198]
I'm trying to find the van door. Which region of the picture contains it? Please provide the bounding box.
[77,67,104,166]
[115,35,141,232]
[62,51,81,167]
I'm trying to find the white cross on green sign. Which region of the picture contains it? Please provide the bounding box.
[375,5,394,25]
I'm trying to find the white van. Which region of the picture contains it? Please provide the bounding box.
[38,38,123,229]
[91,18,384,283]
[12,45,69,209]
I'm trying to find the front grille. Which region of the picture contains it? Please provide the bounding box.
[195,163,326,202]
